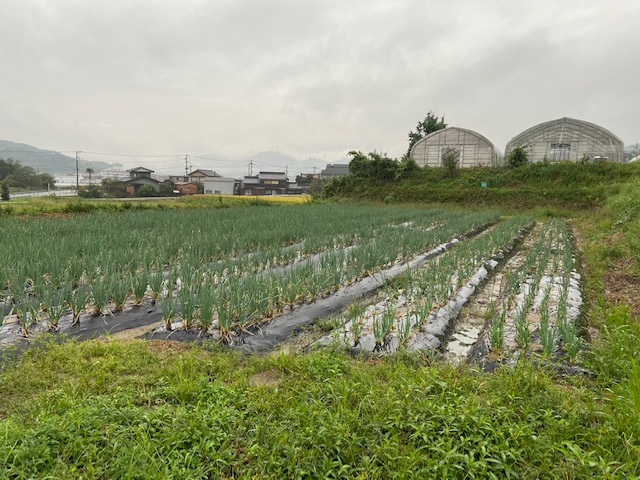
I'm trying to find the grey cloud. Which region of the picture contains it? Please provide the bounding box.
[0,0,638,170]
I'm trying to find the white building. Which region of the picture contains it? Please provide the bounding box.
[203,176,235,195]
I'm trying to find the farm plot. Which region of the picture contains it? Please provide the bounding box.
[0,204,498,349]
[313,217,583,364]
[482,218,583,362]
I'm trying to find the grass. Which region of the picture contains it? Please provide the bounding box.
[0,338,638,479]
[323,161,640,211]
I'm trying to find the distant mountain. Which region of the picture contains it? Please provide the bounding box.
[0,140,112,175]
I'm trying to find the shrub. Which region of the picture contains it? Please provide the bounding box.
[1,181,9,201]
[65,201,97,213]
[138,184,157,197]
[101,179,127,197]
[78,185,103,198]
[441,147,460,176]
[507,146,529,168]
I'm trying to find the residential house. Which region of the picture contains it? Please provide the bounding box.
[189,169,221,184]
[319,164,350,179]
[240,171,288,195]
[124,167,161,194]
[286,181,306,195]
[169,174,190,183]
[293,172,320,193]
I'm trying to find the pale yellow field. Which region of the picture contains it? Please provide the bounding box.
[205,194,311,204]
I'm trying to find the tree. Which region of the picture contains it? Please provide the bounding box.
[307,178,324,194]
[0,158,55,190]
[36,172,56,190]
[441,147,460,176]
[295,174,316,187]
[78,184,102,198]
[159,180,176,195]
[506,146,529,168]
[138,184,156,197]
[406,111,447,157]
[101,179,126,197]
[348,151,399,181]
[85,168,94,184]
[396,156,420,179]
[0,159,17,179]
[1,181,9,201]
[348,151,374,178]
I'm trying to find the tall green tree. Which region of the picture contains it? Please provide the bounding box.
[406,111,447,157]
[101,179,126,197]
[0,158,55,190]
[1,181,9,201]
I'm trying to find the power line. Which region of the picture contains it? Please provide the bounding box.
[252,160,287,168]
[60,151,184,158]
[189,155,241,165]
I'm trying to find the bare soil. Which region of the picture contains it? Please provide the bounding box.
[603,257,640,316]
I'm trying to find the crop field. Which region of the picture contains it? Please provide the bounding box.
[3,200,640,478]
[0,203,582,364]
[316,217,582,364]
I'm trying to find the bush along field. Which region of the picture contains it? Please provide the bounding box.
[1,197,640,477]
[322,159,640,211]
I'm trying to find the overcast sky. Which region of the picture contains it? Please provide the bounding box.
[1,0,639,176]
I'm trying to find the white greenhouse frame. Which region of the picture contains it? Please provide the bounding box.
[410,127,504,168]
[505,117,625,163]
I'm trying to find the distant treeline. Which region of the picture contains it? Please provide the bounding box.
[0,158,56,190]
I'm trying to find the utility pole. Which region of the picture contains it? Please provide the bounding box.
[184,155,189,179]
[248,160,254,176]
[75,151,81,190]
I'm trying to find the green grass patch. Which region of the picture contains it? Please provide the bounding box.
[1,339,639,478]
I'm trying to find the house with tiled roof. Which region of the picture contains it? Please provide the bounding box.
[320,164,350,179]
[189,169,222,184]
[124,167,160,194]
